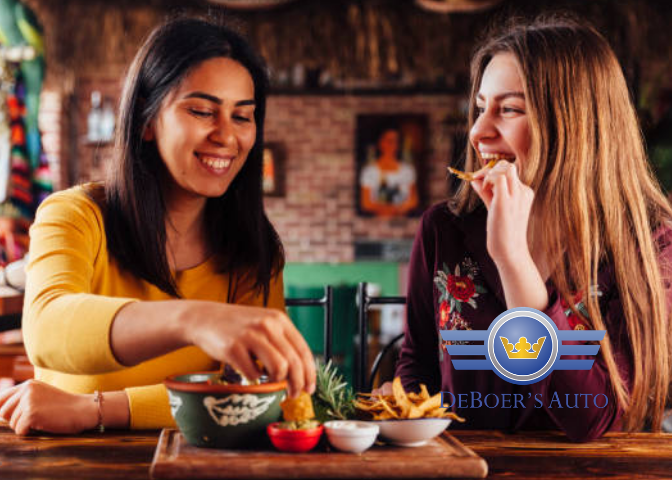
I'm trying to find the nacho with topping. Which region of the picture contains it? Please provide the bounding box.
[278,391,320,430]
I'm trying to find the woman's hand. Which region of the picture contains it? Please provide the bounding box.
[470,161,535,266]
[183,304,316,398]
[470,161,549,310]
[111,301,316,398]
[0,380,98,435]
[371,381,393,396]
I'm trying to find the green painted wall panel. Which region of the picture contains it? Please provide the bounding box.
[282,262,400,385]
[283,262,400,296]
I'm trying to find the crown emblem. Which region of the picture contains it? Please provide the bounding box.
[500,336,546,359]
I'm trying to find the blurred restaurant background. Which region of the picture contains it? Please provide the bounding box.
[1,0,672,387]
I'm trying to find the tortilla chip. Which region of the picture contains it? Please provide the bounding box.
[419,384,430,401]
[378,396,400,419]
[392,377,411,417]
[447,160,496,182]
[280,392,315,422]
[356,377,466,423]
[416,393,442,414]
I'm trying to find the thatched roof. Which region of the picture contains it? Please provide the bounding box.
[20,0,672,121]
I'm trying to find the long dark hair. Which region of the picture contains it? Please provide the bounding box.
[100,16,283,302]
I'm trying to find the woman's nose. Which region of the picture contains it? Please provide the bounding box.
[469,110,497,146]
[210,118,236,146]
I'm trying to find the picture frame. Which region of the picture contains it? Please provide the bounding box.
[355,114,428,217]
[262,142,285,197]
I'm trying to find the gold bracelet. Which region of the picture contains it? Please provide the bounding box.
[93,390,105,433]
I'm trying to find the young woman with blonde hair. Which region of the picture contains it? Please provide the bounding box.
[389,17,672,441]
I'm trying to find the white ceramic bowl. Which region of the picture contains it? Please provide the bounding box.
[324,420,379,453]
[376,418,452,447]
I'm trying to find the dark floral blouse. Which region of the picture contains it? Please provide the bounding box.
[395,202,672,441]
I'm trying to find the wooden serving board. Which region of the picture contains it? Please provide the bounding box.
[150,429,488,479]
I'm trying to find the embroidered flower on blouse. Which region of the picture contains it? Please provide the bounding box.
[439,300,450,329]
[449,311,470,330]
[434,260,486,314]
[447,274,476,303]
[439,311,474,353]
[435,258,487,356]
[439,307,470,332]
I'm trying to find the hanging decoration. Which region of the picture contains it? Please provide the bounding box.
[0,0,52,265]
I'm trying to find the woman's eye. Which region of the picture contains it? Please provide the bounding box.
[502,106,524,115]
[475,106,485,116]
[234,115,252,123]
[189,109,213,118]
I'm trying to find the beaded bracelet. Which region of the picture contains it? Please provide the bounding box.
[93,390,105,433]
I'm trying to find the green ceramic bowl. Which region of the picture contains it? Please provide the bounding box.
[165,372,287,449]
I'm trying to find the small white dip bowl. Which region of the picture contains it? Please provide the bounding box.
[324,420,380,453]
[376,418,452,447]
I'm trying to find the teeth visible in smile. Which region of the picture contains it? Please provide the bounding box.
[199,155,232,169]
[479,152,516,161]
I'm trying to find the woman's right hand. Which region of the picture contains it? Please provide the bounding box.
[183,304,316,397]
[370,381,393,396]
[111,300,316,398]
[470,160,534,266]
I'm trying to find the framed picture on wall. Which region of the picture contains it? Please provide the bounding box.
[262,142,285,197]
[355,114,428,217]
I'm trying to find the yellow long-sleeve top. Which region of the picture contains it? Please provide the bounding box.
[22,186,285,429]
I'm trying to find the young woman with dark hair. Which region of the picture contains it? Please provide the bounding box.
[0,16,315,435]
[378,17,672,441]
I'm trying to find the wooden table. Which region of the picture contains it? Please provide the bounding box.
[0,424,671,479]
[453,430,672,479]
[0,424,158,480]
[0,291,31,382]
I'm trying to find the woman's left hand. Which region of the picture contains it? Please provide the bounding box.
[0,380,98,435]
[470,161,535,266]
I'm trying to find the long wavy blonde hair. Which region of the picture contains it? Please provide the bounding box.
[451,17,672,431]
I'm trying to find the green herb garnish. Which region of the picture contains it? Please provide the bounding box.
[314,359,356,422]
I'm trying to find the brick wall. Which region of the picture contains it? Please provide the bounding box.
[264,95,461,262]
[45,86,461,262]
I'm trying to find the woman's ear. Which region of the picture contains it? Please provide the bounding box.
[142,122,155,141]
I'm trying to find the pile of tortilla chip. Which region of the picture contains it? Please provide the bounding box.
[355,377,465,422]
[278,392,320,430]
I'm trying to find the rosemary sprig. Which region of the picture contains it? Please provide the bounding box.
[313,359,356,422]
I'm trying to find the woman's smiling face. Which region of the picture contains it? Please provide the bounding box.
[147,56,257,200]
[470,52,531,167]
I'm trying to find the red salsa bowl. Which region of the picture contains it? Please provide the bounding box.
[267,422,324,453]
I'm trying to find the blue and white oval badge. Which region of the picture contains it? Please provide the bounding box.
[441,307,606,385]
[488,308,558,385]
